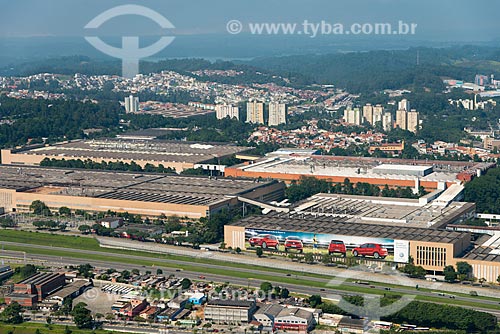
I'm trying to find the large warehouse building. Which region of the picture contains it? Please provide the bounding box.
[1,139,251,173]
[224,192,500,282]
[0,166,284,218]
[225,151,495,190]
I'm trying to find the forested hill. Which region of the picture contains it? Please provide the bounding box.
[0,97,121,147]
[244,46,500,93]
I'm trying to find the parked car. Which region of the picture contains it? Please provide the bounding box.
[328,240,347,256]
[248,234,279,249]
[284,236,303,252]
[352,243,388,259]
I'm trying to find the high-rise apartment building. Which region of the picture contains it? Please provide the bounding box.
[216,104,239,120]
[382,112,393,132]
[395,109,407,130]
[373,104,384,125]
[362,104,373,125]
[407,110,420,133]
[268,102,286,126]
[124,95,139,113]
[246,101,264,124]
[398,99,410,112]
[343,107,362,125]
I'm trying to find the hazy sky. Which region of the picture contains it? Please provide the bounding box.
[1,0,499,41]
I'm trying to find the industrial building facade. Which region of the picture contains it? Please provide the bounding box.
[223,192,500,282]
[0,166,285,218]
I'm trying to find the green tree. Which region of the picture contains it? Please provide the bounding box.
[260,282,273,293]
[456,261,473,281]
[14,264,37,279]
[256,247,263,258]
[58,206,71,216]
[181,278,192,290]
[1,301,23,324]
[71,302,93,329]
[280,287,290,299]
[443,265,457,283]
[78,225,91,234]
[308,294,322,308]
[156,268,163,275]
[30,200,51,216]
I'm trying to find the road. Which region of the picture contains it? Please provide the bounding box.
[2,241,500,317]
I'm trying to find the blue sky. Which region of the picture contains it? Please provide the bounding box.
[1,0,499,41]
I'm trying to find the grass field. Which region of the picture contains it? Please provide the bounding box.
[0,230,329,279]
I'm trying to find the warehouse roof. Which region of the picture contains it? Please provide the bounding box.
[0,165,280,207]
[207,299,256,308]
[290,193,475,229]
[9,139,250,164]
[229,154,472,183]
[230,214,469,243]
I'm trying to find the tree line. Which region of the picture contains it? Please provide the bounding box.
[286,176,424,203]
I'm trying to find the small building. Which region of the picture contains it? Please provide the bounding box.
[4,293,38,307]
[204,299,257,324]
[48,280,93,305]
[188,292,206,305]
[167,294,188,309]
[156,307,184,322]
[273,307,315,332]
[98,217,123,229]
[254,303,284,328]
[139,306,159,320]
[338,316,367,334]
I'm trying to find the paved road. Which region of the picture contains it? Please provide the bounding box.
[2,242,500,317]
[98,237,500,299]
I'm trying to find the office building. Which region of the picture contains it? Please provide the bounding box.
[246,101,264,124]
[268,102,286,126]
[125,95,139,113]
[215,104,239,120]
[204,299,257,324]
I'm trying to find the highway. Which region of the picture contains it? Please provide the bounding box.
[2,241,500,317]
